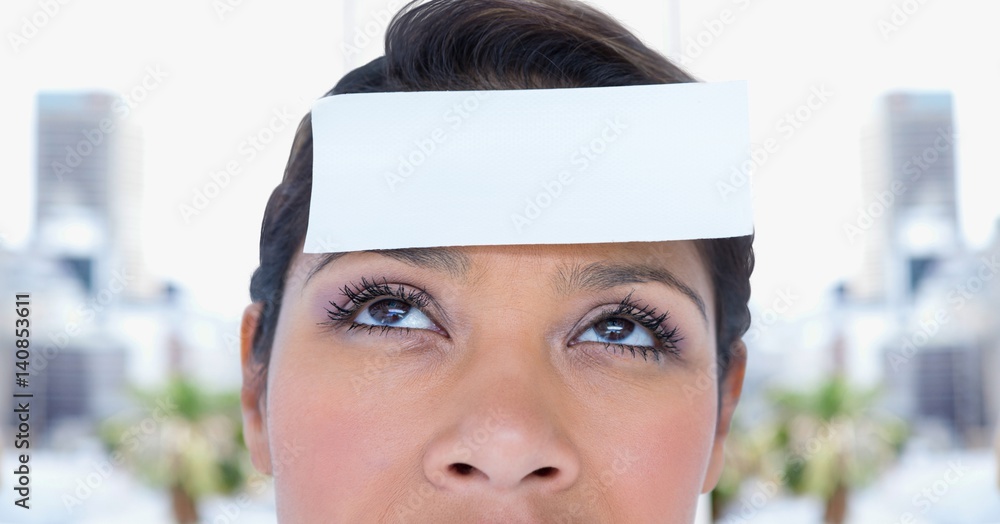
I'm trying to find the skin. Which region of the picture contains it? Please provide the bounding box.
[240,241,746,523]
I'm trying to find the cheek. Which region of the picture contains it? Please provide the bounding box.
[265,354,418,520]
[607,390,718,519]
[267,384,366,518]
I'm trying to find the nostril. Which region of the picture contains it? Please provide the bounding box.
[533,467,557,478]
[450,463,475,475]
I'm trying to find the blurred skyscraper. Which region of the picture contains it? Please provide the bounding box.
[855,92,960,306]
[34,91,154,300]
[9,91,153,444]
[854,91,997,447]
[15,91,244,447]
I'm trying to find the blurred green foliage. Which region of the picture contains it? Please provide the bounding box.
[713,376,909,523]
[98,376,253,523]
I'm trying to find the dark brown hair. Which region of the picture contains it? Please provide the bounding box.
[248,0,754,395]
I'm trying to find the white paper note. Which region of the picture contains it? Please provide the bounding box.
[305,81,752,253]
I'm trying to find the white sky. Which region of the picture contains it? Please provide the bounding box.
[2,0,998,320]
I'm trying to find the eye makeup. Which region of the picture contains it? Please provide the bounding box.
[570,291,684,364]
[318,277,686,365]
[319,276,442,337]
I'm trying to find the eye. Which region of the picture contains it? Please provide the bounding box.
[353,298,435,330]
[577,317,657,347]
[568,293,685,363]
[322,277,443,336]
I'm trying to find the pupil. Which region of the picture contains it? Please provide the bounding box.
[597,318,633,341]
[369,299,410,324]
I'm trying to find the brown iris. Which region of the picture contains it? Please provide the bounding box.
[367,299,411,325]
[593,318,634,342]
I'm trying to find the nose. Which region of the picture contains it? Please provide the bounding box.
[423,413,580,492]
[421,364,581,493]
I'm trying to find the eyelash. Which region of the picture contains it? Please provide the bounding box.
[321,276,433,336]
[583,291,684,363]
[320,279,684,362]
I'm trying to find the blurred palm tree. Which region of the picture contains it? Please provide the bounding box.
[756,376,908,523]
[99,376,251,524]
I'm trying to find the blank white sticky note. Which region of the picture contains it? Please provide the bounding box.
[305,81,752,253]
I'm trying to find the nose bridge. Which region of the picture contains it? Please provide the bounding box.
[465,296,552,370]
[453,372,555,457]
[455,352,560,445]
[453,279,561,389]
[421,303,581,493]
[456,300,567,443]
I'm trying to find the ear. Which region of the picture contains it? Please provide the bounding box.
[240,302,273,475]
[701,339,747,493]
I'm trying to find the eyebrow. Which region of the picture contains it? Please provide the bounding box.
[305,247,472,284]
[553,262,708,325]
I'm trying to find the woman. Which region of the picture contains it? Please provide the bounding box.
[239,0,754,521]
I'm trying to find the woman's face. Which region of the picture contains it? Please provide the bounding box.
[240,241,745,523]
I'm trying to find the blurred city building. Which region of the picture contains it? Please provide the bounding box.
[855,92,961,306]
[3,92,242,450]
[896,225,1000,447]
[743,90,997,451]
[34,91,156,300]
[852,91,998,448]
